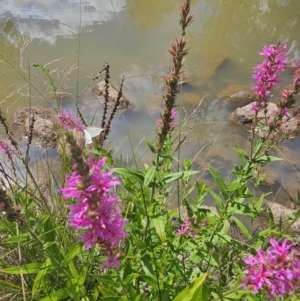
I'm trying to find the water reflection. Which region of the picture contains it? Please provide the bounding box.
[0,0,126,44]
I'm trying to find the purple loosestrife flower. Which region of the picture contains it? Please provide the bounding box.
[280,107,289,117]
[169,108,178,130]
[177,217,190,236]
[251,102,260,112]
[60,156,128,269]
[242,238,300,299]
[58,110,84,132]
[176,217,199,237]
[253,43,288,100]
[276,58,300,122]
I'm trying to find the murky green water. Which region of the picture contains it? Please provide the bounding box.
[1,0,300,205]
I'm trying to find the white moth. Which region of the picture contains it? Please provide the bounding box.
[83,126,104,145]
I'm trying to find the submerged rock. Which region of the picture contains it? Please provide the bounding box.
[217,84,257,107]
[182,93,204,106]
[275,145,300,170]
[92,81,130,110]
[193,56,230,86]
[142,94,164,113]
[260,166,280,187]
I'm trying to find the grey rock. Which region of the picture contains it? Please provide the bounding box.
[11,106,58,148]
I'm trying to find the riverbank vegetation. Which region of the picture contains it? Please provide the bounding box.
[0,1,300,300]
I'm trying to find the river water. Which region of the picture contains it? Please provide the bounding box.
[0,0,300,207]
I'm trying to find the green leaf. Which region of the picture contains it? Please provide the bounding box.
[141,254,155,277]
[0,279,22,290]
[122,261,133,282]
[173,273,207,301]
[253,140,263,155]
[232,146,249,161]
[0,263,43,275]
[255,194,264,212]
[97,286,117,297]
[39,288,69,301]
[255,155,282,163]
[227,180,242,192]
[123,273,139,285]
[4,233,30,244]
[144,167,157,187]
[134,294,145,301]
[113,168,144,183]
[162,171,199,184]
[145,138,157,154]
[183,170,199,177]
[223,290,247,299]
[67,281,81,301]
[78,265,88,286]
[152,217,166,243]
[91,286,100,300]
[68,261,79,279]
[267,207,275,228]
[297,190,300,205]
[62,243,81,267]
[221,220,230,235]
[201,284,210,301]
[94,275,121,290]
[209,166,228,200]
[140,274,159,289]
[209,190,224,209]
[32,258,54,296]
[162,171,184,183]
[231,217,251,239]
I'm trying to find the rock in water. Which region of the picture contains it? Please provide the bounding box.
[92,81,130,110]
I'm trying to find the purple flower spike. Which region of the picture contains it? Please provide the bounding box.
[61,156,128,270]
[252,43,288,100]
[58,110,84,133]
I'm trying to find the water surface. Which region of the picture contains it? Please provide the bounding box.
[1,0,300,205]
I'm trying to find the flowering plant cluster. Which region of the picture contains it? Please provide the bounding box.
[58,110,84,132]
[2,0,300,299]
[156,0,193,153]
[252,43,288,101]
[60,156,128,269]
[251,43,300,118]
[249,43,300,148]
[242,239,300,299]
